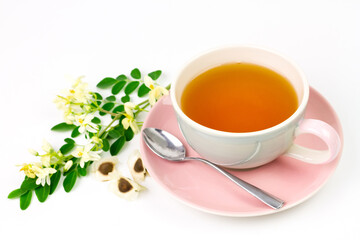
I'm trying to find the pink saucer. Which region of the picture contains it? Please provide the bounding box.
[140,87,343,217]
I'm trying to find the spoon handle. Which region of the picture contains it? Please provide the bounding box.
[186,157,285,209]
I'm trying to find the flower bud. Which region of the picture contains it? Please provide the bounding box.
[28,148,39,156]
[64,160,73,172]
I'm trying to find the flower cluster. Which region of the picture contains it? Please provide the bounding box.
[54,77,94,125]
[9,68,169,209]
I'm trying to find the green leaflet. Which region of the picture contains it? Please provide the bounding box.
[63,171,77,193]
[99,102,115,116]
[148,70,162,80]
[97,77,117,89]
[20,190,32,210]
[110,136,126,156]
[130,68,141,79]
[106,95,116,101]
[71,126,81,138]
[50,170,61,195]
[112,80,127,95]
[124,127,134,141]
[64,138,75,144]
[78,167,87,176]
[91,117,101,124]
[60,143,75,155]
[35,184,50,203]
[51,123,76,131]
[113,105,124,114]
[102,139,110,151]
[138,83,151,97]
[8,188,27,199]
[108,129,122,139]
[21,177,38,191]
[116,74,127,81]
[124,81,140,95]
[121,95,130,103]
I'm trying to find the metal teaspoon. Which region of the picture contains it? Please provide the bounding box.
[142,127,285,210]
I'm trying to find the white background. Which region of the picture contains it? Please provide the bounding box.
[0,0,359,239]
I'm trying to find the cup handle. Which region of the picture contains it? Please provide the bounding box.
[284,119,341,164]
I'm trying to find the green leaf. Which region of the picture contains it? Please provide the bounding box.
[116,74,127,81]
[114,123,124,134]
[8,188,27,199]
[21,177,38,191]
[35,184,50,203]
[121,95,130,103]
[138,83,151,97]
[102,102,115,111]
[130,68,141,79]
[71,126,81,138]
[64,138,75,144]
[78,167,87,176]
[100,102,115,116]
[110,136,126,156]
[106,95,116,101]
[124,81,140,95]
[20,190,32,210]
[63,171,77,193]
[113,105,124,114]
[111,80,127,95]
[148,70,162,80]
[51,123,76,132]
[108,129,121,139]
[63,164,77,176]
[60,143,75,155]
[93,92,103,100]
[124,127,134,141]
[97,77,117,89]
[91,117,101,124]
[50,171,61,195]
[102,139,110,151]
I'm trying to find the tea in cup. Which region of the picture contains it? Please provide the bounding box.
[170,45,341,169]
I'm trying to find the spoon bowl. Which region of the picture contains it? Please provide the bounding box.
[142,127,285,210]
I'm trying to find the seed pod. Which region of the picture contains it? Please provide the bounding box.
[127,150,147,182]
[92,157,118,181]
[109,173,145,200]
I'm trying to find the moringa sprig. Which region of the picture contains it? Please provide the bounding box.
[8,68,169,210]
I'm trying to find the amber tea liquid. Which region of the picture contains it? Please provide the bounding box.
[181,63,298,133]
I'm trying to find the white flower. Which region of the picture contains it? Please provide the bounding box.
[75,114,99,133]
[71,144,102,168]
[124,102,136,117]
[40,140,54,167]
[122,102,139,134]
[35,167,57,186]
[127,149,147,182]
[64,160,73,172]
[122,117,139,134]
[18,162,42,178]
[144,76,169,106]
[19,163,57,186]
[40,155,51,168]
[42,139,53,153]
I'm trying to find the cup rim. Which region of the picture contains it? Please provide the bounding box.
[170,44,310,137]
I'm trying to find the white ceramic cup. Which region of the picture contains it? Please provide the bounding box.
[170,45,341,169]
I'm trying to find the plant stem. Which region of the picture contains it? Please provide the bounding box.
[98,108,118,116]
[99,114,120,137]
